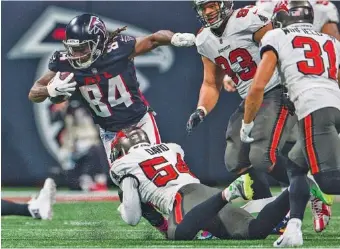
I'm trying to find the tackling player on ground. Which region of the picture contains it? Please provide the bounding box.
[110,128,292,240]
[242,1,340,246]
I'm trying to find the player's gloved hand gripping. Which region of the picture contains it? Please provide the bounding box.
[171,33,196,47]
[47,72,77,97]
[240,120,255,143]
[186,107,206,133]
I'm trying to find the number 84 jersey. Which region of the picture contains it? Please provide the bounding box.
[196,5,281,99]
[110,143,200,215]
[48,34,147,131]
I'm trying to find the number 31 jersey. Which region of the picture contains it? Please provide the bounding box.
[110,143,200,215]
[196,6,281,99]
[49,34,148,131]
[260,24,340,120]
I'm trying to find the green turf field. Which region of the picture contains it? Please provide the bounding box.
[2,201,340,248]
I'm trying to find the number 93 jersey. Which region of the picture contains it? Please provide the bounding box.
[48,34,148,131]
[110,143,200,215]
[196,5,281,99]
[260,25,340,120]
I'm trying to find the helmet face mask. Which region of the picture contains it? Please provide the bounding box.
[194,0,233,29]
[63,14,108,69]
[63,38,102,69]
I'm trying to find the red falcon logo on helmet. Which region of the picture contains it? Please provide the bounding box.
[88,16,106,36]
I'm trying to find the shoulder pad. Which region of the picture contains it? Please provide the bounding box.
[106,34,136,59]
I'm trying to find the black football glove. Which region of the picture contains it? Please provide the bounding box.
[281,86,295,116]
[186,108,206,133]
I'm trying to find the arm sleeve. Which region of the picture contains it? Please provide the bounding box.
[246,6,272,33]
[119,177,142,226]
[166,143,185,158]
[259,29,281,59]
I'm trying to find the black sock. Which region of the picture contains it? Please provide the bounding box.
[174,192,227,240]
[1,199,31,217]
[269,155,290,184]
[289,175,310,220]
[248,189,290,239]
[247,168,272,199]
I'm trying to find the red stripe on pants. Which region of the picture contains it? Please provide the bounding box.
[269,107,289,164]
[174,192,183,224]
[304,115,319,174]
[148,113,161,144]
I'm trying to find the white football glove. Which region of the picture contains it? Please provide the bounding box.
[171,33,196,47]
[223,75,237,92]
[47,72,77,97]
[240,120,255,143]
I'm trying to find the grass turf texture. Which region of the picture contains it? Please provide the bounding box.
[2,201,340,248]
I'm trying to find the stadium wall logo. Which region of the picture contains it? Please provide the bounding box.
[7,6,175,162]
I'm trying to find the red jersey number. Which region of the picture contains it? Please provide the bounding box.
[292,36,337,80]
[215,48,257,84]
[139,153,195,187]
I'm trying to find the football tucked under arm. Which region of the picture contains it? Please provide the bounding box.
[49,72,75,104]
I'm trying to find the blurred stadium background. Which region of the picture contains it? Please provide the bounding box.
[2,1,340,248]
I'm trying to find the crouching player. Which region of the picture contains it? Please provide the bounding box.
[110,128,291,240]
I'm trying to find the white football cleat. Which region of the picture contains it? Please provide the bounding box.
[28,178,57,220]
[273,218,303,247]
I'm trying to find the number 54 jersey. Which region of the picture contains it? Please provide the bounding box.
[110,143,200,215]
[49,34,148,131]
[260,24,340,120]
[196,5,281,99]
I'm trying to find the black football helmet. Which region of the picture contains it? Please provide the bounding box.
[193,0,233,29]
[272,1,314,28]
[110,128,151,162]
[63,13,108,69]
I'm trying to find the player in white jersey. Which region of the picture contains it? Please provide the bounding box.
[187,0,298,200]
[256,0,338,233]
[110,128,293,240]
[241,1,340,246]
[256,0,340,38]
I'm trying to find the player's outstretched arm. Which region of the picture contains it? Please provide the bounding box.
[241,50,277,143]
[129,30,195,58]
[244,50,277,123]
[186,56,224,132]
[197,56,224,113]
[28,71,56,103]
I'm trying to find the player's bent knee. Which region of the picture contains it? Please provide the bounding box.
[249,148,271,173]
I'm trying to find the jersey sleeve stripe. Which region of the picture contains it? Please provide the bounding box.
[260,45,279,60]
